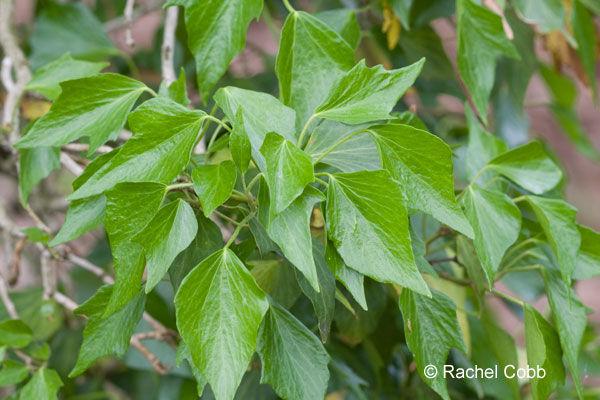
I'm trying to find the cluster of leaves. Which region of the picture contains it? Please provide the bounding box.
[2,0,600,399]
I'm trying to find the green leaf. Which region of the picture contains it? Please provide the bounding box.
[305,120,380,172]
[158,67,191,107]
[214,87,297,171]
[315,9,361,49]
[398,27,455,81]
[260,132,314,215]
[169,212,223,292]
[104,182,166,315]
[230,108,252,173]
[326,170,429,296]
[15,74,147,153]
[580,0,600,14]
[21,227,51,245]
[257,300,330,400]
[456,0,518,123]
[295,240,336,342]
[542,268,586,399]
[276,10,355,127]
[390,0,414,28]
[0,319,33,348]
[49,195,106,246]
[572,1,597,100]
[487,142,562,194]
[464,106,507,184]
[132,199,198,292]
[70,285,146,377]
[368,123,473,238]
[192,161,237,217]
[549,104,600,162]
[25,53,108,100]
[325,240,367,310]
[399,288,467,400]
[264,186,325,291]
[0,360,28,386]
[251,259,302,309]
[462,186,521,286]
[19,368,63,400]
[411,224,439,277]
[512,0,568,36]
[574,225,600,279]
[314,59,424,125]
[69,97,206,200]
[175,342,207,396]
[525,195,580,287]
[524,304,565,400]
[29,2,118,70]
[540,64,576,108]
[175,249,268,400]
[166,0,262,100]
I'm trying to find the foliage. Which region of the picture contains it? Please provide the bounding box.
[1,0,600,399]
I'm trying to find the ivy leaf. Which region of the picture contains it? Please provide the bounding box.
[512,0,568,37]
[132,199,198,293]
[305,120,380,172]
[174,249,268,400]
[399,288,467,400]
[18,125,60,205]
[525,196,580,287]
[230,108,252,173]
[325,240,367,310]
[104,182,166,315]
[0,360,28,386]
[542,268,586,399]
[25,53,108,100]
[326,170,429,296]
[456,0,518,123]
[0,319,33,348]
[295,240,336,342]
[260,132,314,215]
[158,67,191,107]
[15,74,148,153]
[192,161,237,217]
[69,97,206,200]
[214,87,297,171]
[314,59,424,125]
[166,0,262,100]
[49,196,106,246]
[69,285,146,377]
[257,299,330,400]
[19,368,63,400]
[524,304,565,400]
[464,106,507,184]
[251,259,302,309]
[368,123,473,238]
[169,213,223,292]
[390,0,414,28]
[315,9,361,49]
[29,2,118,70]
[574,225,600,279]
[276,10,355,127]
[265,186,325,291]
[487,142,562,194]
[572,0,598,100]
[462,186,521,286]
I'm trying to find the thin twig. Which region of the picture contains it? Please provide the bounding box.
[104,0,163,32]
[161,5,179,86]
[0,276,18,319]
[62,143,114,154]
[60,152,85,176]
[124,0,136,48]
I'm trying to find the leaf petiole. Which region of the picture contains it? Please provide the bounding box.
[297,114,318,147]
[224,211,256,249]
[167,182,193,191]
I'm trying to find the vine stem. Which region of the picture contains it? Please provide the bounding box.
[246,173,263,192]
[297,114,318,147]
[282,0,296,13]
[224,211,256,249]
[167,182,194,191]
[204,115,232,133]
[491,290,524,307]
[313,130,367,165]
[456,165,489,201]
[161,5,179,85]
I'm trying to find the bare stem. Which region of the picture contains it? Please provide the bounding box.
[161,5,179,85]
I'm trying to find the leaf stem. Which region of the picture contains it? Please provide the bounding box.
[500,236,541,267]
[144,87,159,97]
[456,166,489,201]
[315,177,329,186]
[167,182,193,191]
[496,264,541,280]
[282,0,296,13]
[204,115,232,133]
[312,130,367,165]
[213,210,240,226]
[246,173,263,193]
[491,290,524,307]
[512,195,527,203]
[297,114,318,147]
[224,211,255,249]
